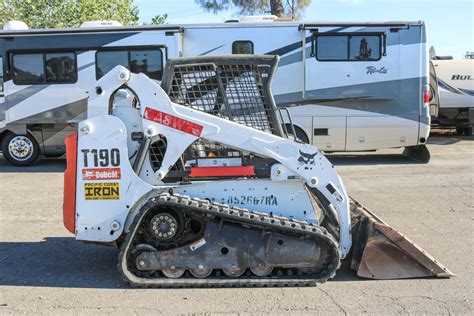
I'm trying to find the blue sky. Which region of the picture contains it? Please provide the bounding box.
[135,0,473,59]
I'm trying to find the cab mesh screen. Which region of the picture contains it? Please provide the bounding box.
[166,63,276,134]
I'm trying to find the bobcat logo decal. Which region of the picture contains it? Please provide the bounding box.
[298,150,317,169]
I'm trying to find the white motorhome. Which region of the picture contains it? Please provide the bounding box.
[431,56,474,135]
[0,18,431,166]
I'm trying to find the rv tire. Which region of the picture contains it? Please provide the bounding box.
[285,124,310,144]
[1,132,41,166]
[456,127,473,136]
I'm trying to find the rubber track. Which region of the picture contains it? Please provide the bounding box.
[117,193,341,288]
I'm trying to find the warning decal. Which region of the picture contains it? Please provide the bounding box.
[143,107,203,137]
[82,168,121,180]
[84,182,120,200]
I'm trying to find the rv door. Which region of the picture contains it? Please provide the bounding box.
[303,30,350,151]
[305,29,416,151]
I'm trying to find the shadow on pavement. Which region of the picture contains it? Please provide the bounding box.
[0,237,121,288]
[0,237,361,288]
[330,258,361,282]
[0,154,66,173]
[427,134,474,145]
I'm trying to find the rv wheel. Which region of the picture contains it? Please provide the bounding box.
[1,133,40,166]
[285,124,310,144]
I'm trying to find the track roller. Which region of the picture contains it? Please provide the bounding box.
[190,267,213,278]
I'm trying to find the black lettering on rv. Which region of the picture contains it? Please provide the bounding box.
[451,75,473,80]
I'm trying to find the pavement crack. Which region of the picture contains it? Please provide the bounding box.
[318,286,347,315]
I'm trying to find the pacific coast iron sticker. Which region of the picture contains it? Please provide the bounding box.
[84,182,120,200]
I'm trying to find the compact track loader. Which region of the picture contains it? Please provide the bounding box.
[63,56,452,287]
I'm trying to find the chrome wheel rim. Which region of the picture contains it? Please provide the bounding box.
[8,136,34,161]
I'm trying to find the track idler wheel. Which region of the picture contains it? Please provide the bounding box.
[133,244,158,272]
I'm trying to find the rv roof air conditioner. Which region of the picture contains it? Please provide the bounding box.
[240,15,277,23]
[3,21,29,30]
[80,20,123,28]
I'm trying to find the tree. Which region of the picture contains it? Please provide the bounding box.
[195,0,311,18]
[0,0,140,29]
[146,14,168,25]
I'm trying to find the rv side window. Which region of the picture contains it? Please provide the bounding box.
[349,36,380,61]
[316,36,348,60]
[13,54,44,84]
[232,41,254,54]
[96,51,128,79]
[0,56,3,95]
[130,50,163,80]
[12,52,77,84]
[45,53,77,83]
[316,34,381,61]
[96,48,163,80]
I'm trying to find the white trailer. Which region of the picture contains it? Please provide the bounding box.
[0,18,431,166]
[431,57,474,135]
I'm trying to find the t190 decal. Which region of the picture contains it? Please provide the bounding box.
[81,148,120,168]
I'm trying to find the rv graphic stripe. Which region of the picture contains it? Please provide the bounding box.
[144,107,203,137]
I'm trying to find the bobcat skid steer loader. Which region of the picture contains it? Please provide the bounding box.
[62,55,452,287]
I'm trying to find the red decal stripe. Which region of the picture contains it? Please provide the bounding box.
[82,168,121,180]
[189,166,256,178]
[144,107,203,137]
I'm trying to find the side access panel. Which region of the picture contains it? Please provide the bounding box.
[312,116,346,151]
[39,123,77,156]
[346,116,419,151]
